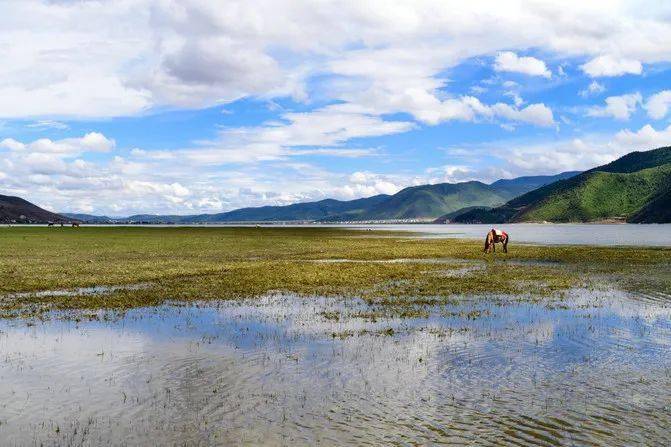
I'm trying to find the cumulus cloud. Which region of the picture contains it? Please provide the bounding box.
[461,123,671,178]
[341,171,403,198]
[378,94,554,127]
[614,123,671,149]
[581,55,643,77]
[0,132,115,155]
[494,52,551,78]
[0,130,404,215]
[3,1,671,214]
[0,1,670,119]
[644,90,671,120]
[587,93,641,120]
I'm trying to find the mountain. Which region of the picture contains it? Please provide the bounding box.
[99,195,392,224]
[66,171,580,224]
[430,171,579,223]
[452,146,671,223]
[325,181,507,221]
[61,213,119,223]
[0,194,69,223]
[629,187,671,223]
[489,171,580,198]
[433,206,493,224]
[203,194,391,222]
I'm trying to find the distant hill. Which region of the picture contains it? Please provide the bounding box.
[452,146,671,224]
[67,172,577,223]
[61,213,118,223]
[489,171,580,198]
[429,172,579,223]
[325,181,507,221]
[202,194,391,222]
[0,194,69,223]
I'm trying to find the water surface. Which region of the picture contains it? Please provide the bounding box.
[1,290,671,445]
[339,223,671,246]
[37,222,671,246]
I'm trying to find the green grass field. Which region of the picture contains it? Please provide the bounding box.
[0,226,668,318]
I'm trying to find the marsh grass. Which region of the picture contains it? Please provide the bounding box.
[0,226,668,318]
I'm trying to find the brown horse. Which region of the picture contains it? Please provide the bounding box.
[71,222,80,228]
[484,228,509,253]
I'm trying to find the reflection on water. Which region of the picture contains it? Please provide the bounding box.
[1,290,671,445]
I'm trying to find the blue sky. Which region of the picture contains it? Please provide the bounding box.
[0,0,670,215]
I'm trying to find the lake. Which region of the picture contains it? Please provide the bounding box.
[330,223,671,247]
[2,289,671,445]
[79,222,671,246]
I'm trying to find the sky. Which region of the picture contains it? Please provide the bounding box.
[0,0,670,216]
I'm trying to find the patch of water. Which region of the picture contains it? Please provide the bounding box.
[1,283,150,301]
[1,290,671,445]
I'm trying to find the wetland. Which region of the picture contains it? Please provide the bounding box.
[0,226,670,445]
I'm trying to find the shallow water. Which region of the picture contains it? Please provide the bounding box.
[339,223,671,246]
[2,290,671,445]
[1,283,150,301]
[40,222,671,246]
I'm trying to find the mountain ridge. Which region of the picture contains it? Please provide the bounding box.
[60,171,578,223]
[452,146,671,224]
[0,194,70,224]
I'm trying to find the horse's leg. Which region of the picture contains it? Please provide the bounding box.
[503,236,508,253]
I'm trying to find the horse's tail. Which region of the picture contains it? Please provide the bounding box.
[484,231,490,252]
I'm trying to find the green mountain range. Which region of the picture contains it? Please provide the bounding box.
[452,146,671,223]
[12,147,671,224]
[60,172,576,223]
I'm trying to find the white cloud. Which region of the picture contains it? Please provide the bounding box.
[0,132,115,155]
[614,123,671,149]
[587,93,641,120]
[0,1,670,119]
[26,120,69,130]
[175,105,415,165]
[579,81,606,97]
[494,52,551,78]
[343,171,403,197]
[430,119,671,188]
[581,55,642,77]
[644,90,671,120]
[3,1,671,215]
[490,102,555,127]
[425,165,478,183]
[3,120,670,216]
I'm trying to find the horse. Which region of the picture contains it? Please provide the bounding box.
[484,228,509,253]
[47,221,54,227]
[71,222,80,228]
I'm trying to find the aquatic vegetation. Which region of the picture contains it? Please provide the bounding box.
[2,291,671,445]
[0,226,668,317]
